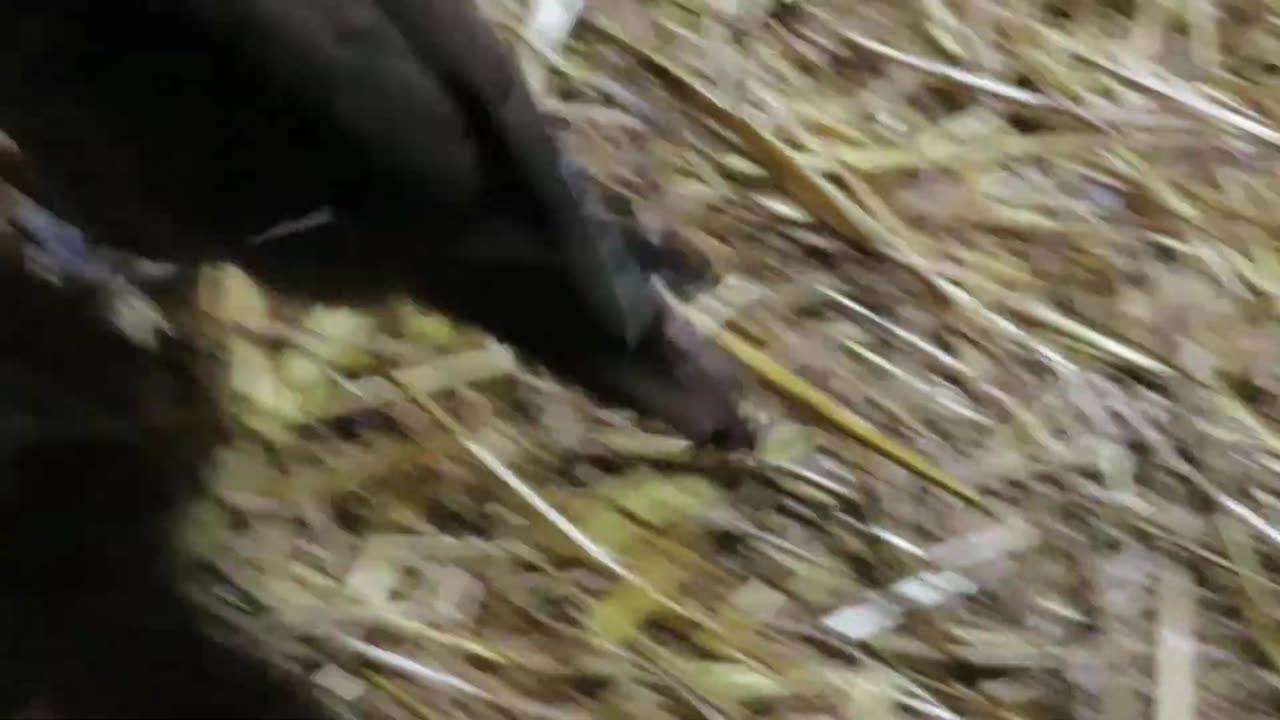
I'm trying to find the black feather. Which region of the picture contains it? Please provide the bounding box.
[0,0,752,449]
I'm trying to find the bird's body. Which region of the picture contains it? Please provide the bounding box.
[0,0,752,447]
[0,2,753,713]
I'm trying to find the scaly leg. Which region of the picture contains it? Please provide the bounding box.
[8,190,179,288]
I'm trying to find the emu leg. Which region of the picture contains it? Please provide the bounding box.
[7,191,179,288]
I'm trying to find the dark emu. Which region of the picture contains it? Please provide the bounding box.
[0,2,756,713]
[0,1,753,450]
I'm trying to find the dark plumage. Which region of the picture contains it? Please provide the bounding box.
[0,248,332,718]
[0,0,754,449]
